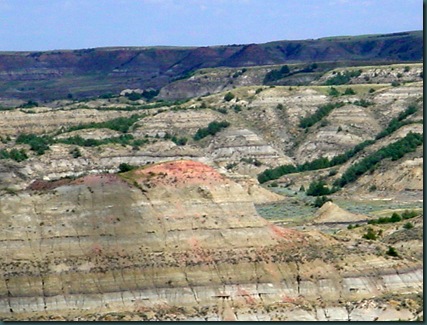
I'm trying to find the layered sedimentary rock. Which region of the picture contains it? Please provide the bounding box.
[0,160,422,321]
[208,128,293,166]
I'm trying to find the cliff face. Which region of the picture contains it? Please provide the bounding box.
[0,161,422,321]
[0,31,422,101]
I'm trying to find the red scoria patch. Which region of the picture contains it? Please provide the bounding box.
[132,160,226,187]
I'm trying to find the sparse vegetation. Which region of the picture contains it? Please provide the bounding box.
[263,65,290,84]
[0,148,28,162]
[240,157,262,167]
[66,114,142,133]
[325,69,362,85]
[368,210,419,225]
[164,133,187,146]
[57,134,138,147]
[16,133,51,155]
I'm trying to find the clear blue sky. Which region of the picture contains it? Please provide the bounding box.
[0,0,423,51]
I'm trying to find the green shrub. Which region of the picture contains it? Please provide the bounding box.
[263,65,290,84]
[403,222,414,229]
[226,162,237,170]
[390,212,402,223]
[328,169,338,176]
[328,87,340,97]
[141,89,159,101]
[401,209,418,219]
[16,133,51,155]
[171,136,187,146]
[353,99,373,107]
[99,93,114,99]
[299,102,344,128]
[362,227,378,240]
[233,105,242,113]
[241,157,262,167]
[118,163,135,173]
[386,246,399,257]
[125,92,143,101]
[344,88,356,95]
[375,105,417,140]
[306,180,332,196]
[0,148,28,162]
[67,114,142,134]
[224,92,235,102]
[369,185,377,192]
[193,120,230,141]
[19,100,39,108]
[313,195,331,207]
[69,147,82,158]
[57,134,135,147]
[257,164,297,183]
[335,132,423,187]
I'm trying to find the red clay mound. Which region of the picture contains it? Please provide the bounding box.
[129,160,226,187]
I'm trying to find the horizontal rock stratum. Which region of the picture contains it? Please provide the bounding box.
[0,160,422,321]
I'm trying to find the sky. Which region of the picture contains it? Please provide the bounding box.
[0,0,423,51]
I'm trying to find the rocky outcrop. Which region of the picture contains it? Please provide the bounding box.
[133,109,221,137]
[208,128,293,166]
[0,161,423,321]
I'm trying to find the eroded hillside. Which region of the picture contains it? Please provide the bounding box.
[0,60,423,321]
[0,161,423,321]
